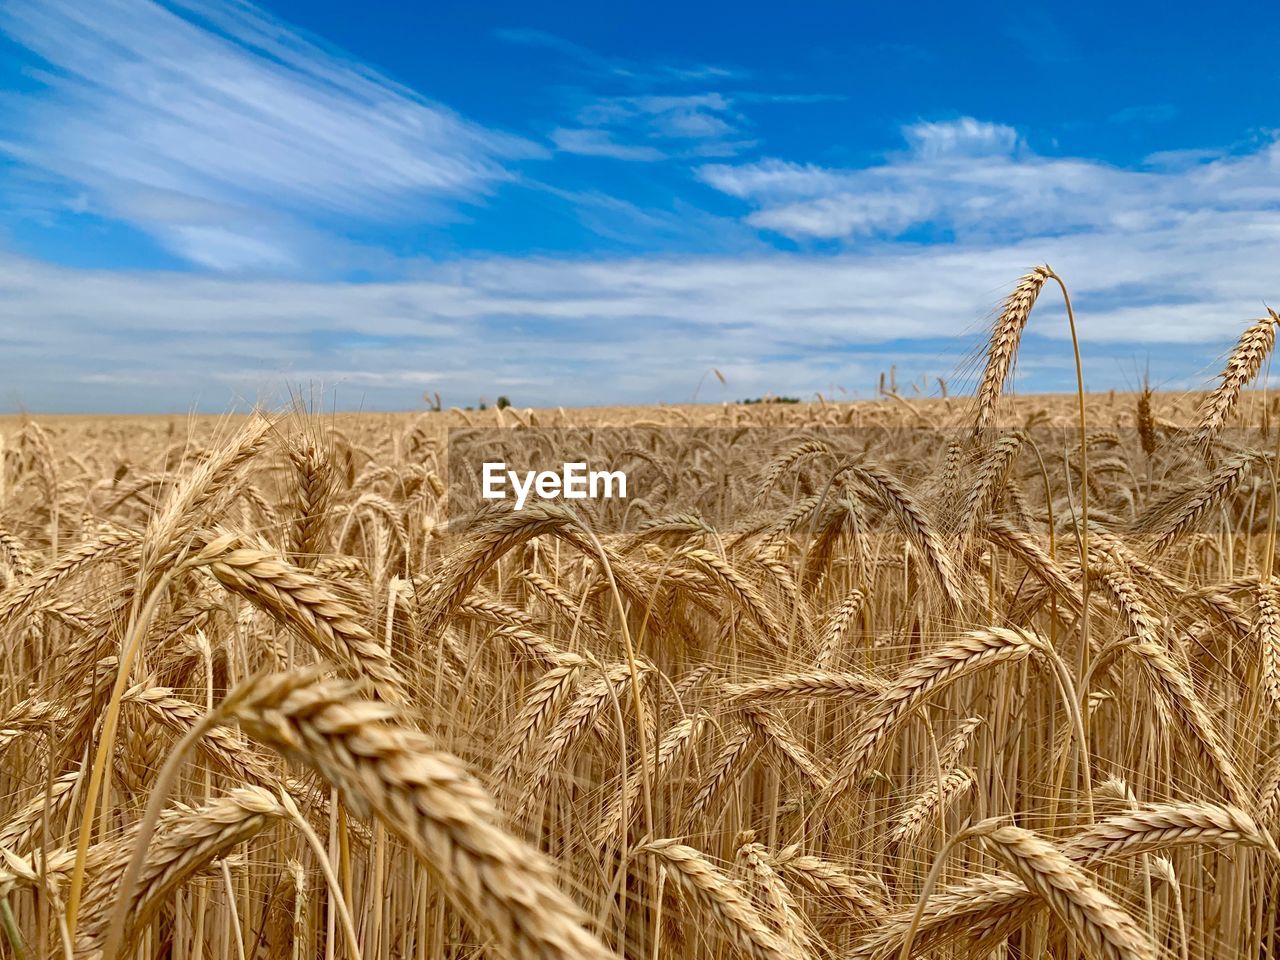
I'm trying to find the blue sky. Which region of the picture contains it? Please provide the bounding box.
[1,0,1279,412]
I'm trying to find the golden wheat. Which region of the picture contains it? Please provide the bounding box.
[1,270,1278,959]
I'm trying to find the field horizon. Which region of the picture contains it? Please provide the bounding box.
[3,271,1280,960]
[0,388,1245,429]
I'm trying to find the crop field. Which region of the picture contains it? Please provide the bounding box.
[3,271,1280,960]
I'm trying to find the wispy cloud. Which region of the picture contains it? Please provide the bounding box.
[493,30,822,163]
[903,118,1021,159]
[0,0,542,270]
[550,128,666,162]
[699,117,1280,241]
[494,28,742,85]
[554,92,753,160]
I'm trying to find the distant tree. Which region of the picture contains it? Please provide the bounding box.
[496,395,512,409]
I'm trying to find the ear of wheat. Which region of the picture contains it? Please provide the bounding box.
[1194,311,1278,447]
[1062,801,1279,863]
[979,822,1158,960]
[228,671,614,960]
[974,266,1053,435]
[824,628,1041,806]
[635,839,798,960]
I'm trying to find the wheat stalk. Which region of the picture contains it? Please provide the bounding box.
[1062,801,1279,863]
[75,787,287,959]
[596,712,707,842]
[723,671,883,706]
[735,833,812,955]
[979,821,1158,960]
[635,839,798,960]
[1194,311,1278,447]
[228,671,614,960]
[1255,578,1280,712]
[974,266,1053,435]
[887,766,975,847]
[188,530,409,703]
[824,628,1041,805]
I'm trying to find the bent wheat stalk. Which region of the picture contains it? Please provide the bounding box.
[1194,310,1278,448]
[75,787,287,960]
[979,821,1157,960]
[1062,801,1280,863]
[635,839,797,960]
[228,671,614,960]
[822,628,1041,807]
[723,671,883,706]
[973,266,1052,436]
[188,531,409,703]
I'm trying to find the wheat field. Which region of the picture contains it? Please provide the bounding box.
[2,269,1280,960]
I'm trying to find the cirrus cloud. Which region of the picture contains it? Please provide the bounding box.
[0,0,543,270]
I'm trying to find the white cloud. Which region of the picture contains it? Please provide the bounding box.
[749,192,939,239]
[555,93,750,161]
[1,201,1275,411]
[550,128,665,161]
[699,117,1280,242]
[652,107,734,140]
[696,159,846,201]
[167,225,299,272]
[0,0,541,269]
[493,28,742,85]
[902,118,1020,159]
